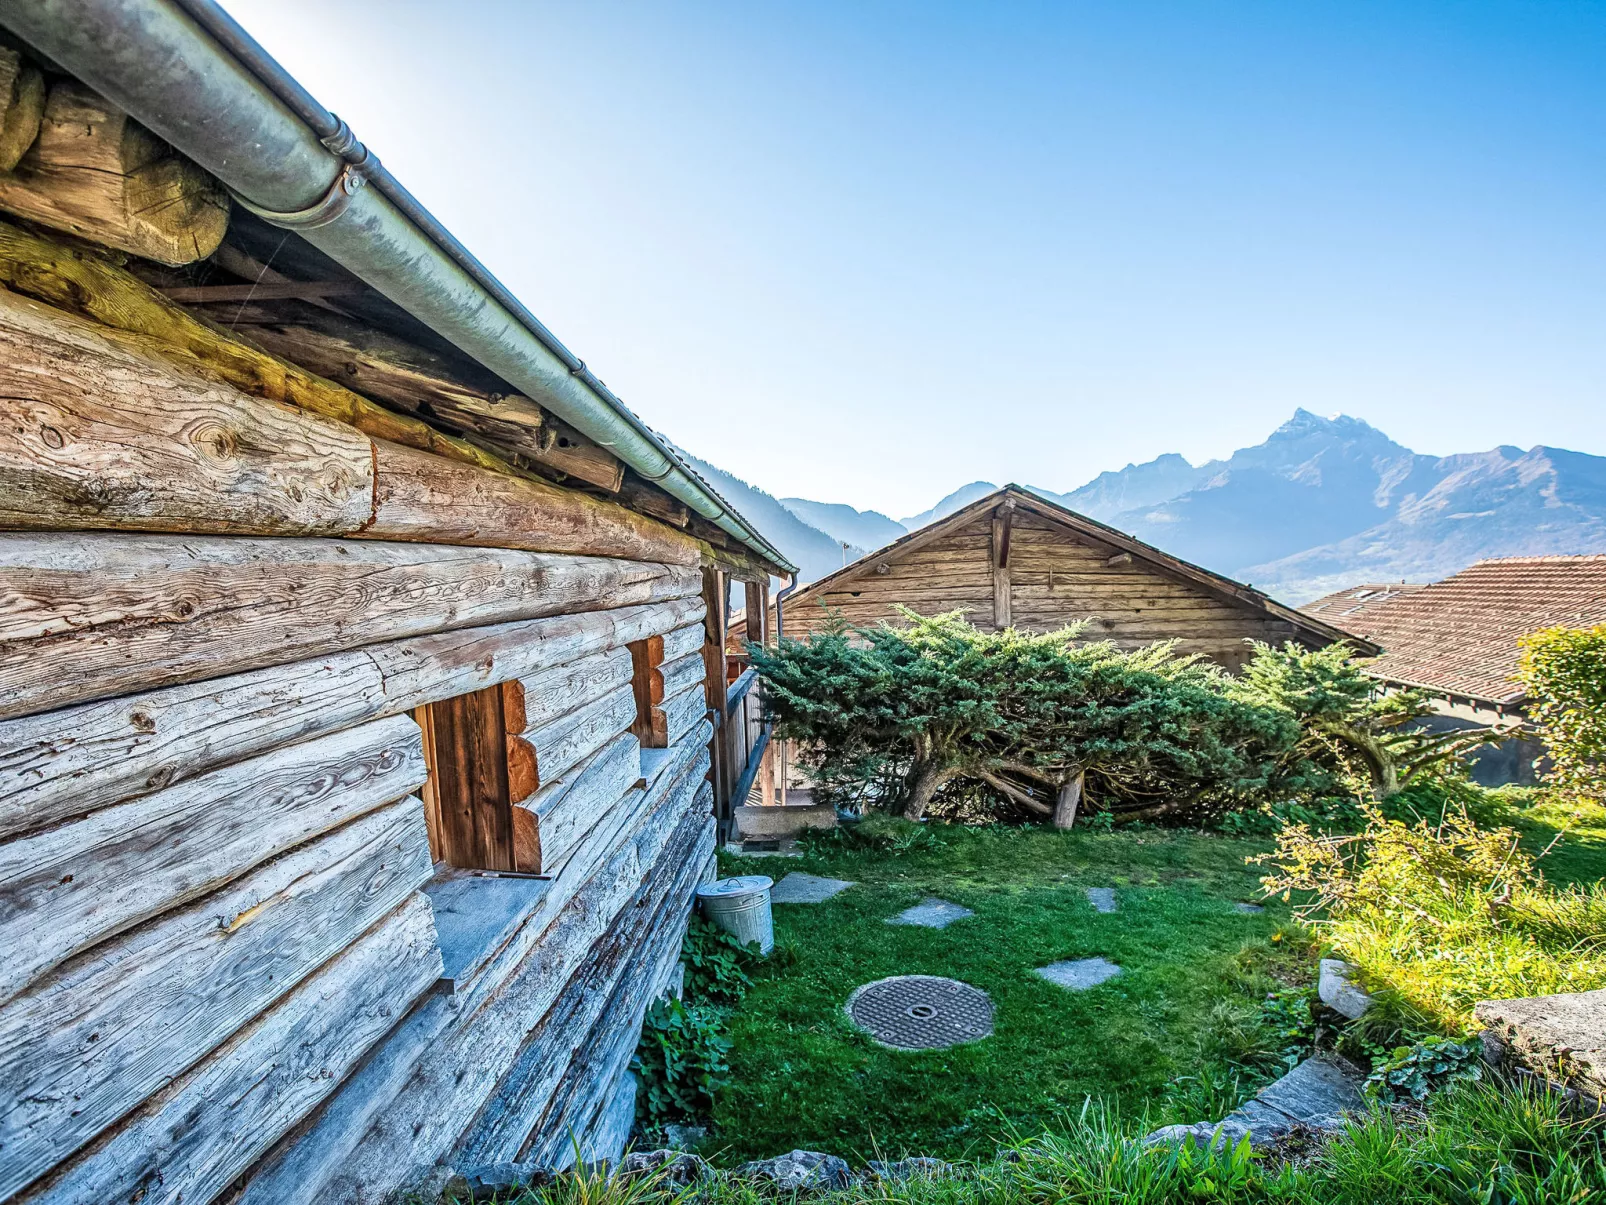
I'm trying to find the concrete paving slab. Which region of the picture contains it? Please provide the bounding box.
[1086,887,1117,913]
[770,872,855,904]
[886,898,974,929]
[1037,957,1123,991]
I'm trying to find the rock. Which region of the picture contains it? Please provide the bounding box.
[619,1149,711,1186]
[769,873,856,904]
[1036,957,1122,991]
[1086,887,1118,913]
[1318,958,1374,1020]
[1235,902,1264,914]
[886,898,974,929]
[866,1156,950,1181]
[444,1161,553,1202]
[735,1149,854,1192]
[1144,1055,1365,1152]
[663,1123,707,1150]
[1476,987,1606,1103]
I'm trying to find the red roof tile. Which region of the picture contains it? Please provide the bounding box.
[1300,556,1606,706]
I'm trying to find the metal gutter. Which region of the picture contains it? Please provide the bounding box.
[0,0,795,573]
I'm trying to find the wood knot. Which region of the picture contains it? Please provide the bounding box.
[128,709,157,733]
[39,424,65,449]
[185,419,239,462]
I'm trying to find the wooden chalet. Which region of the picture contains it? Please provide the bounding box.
[760,486,1363,670]
[0,7,790,1203]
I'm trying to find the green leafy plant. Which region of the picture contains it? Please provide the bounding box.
[630,997,733,1127]
[1519,624,1606,804]
[1365,1036,1484,1103]
[680,917,762,1006]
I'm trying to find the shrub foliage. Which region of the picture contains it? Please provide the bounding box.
[750,609,1307,823]
[1518,623,1606,803]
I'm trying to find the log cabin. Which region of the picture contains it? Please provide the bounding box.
[0,6,791,1202]
[755,486,1364,671]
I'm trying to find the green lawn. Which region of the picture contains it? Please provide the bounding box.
[711,822,1305,1163]
[708,797,1606,1166]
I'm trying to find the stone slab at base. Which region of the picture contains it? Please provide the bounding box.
[734,803,836,841]
[770,873,855,904]
[1037,957,1122,991]
[887,898,974,929]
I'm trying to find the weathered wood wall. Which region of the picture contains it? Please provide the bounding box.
[0,228,725,1204]
[778,509,1309,669]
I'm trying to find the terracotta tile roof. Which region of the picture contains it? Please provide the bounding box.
[1299,556,1606,707]
[1303,583,1430,626]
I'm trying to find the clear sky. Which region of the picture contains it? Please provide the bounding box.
[226,0,1604,520]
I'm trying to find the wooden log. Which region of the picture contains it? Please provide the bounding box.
[658,649,705,704]
[208,304,627,491]
[510,683,638,800]
[0,48,44,172]
[0,597,703,838]
[0,81,226,265]
[661,620,705,664]
[0,286,376,534]
[522,811,708,1167]
[0,532,700,720]
[518,732,642,877]
[16,893,441,1205]
[0,218,516,473]
[0,713,425,1004]
[462,810,708,1163]
[619,475,689,527]
[510,647,632,734]
[0,797,432,1202]
[664,680,709,749]
[1053,769,1083,830]
[231,744,711,1205]
[368,438,697,565]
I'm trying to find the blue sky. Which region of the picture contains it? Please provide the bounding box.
[227,1,1604,519]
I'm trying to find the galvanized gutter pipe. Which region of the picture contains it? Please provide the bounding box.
[0,0,795,573]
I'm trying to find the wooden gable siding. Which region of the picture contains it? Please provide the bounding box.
[791,515,995,629]
[778,506,1306,670]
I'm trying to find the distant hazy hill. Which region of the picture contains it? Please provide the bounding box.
[671,448,865,584]
[898,481,1000,529]
[780,498,907,552]
[761,411,1606,600]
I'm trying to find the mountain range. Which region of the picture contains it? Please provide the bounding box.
[688,411,1606,604]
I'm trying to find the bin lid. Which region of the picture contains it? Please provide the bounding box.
[696,875,773,899]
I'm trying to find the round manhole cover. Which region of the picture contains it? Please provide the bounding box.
[845,975,994,1050]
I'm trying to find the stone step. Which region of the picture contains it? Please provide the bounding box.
[1476,988,1606,1107]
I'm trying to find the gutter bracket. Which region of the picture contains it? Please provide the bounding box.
[231,163,368,231]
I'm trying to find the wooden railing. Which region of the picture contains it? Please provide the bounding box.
[708,665,771,838]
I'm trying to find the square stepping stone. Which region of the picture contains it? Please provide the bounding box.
[1235,902,1264,914]
[1037,957,1123,991]
[886,898,974,929]
[770,872,855,904]
[1086,887,1117,913]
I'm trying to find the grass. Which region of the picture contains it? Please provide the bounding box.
[503,1079,1606,1205]
[1263,790,1606,1036]
[707,817,1311,1163]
